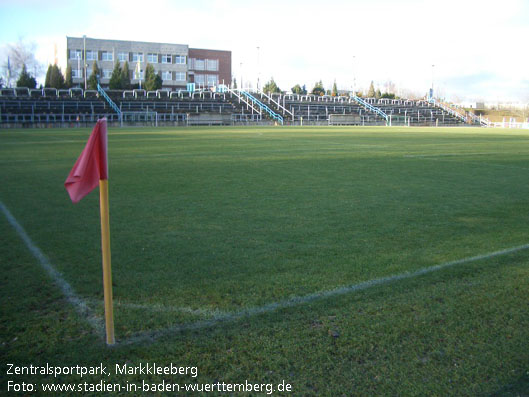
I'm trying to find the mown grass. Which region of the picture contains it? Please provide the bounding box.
[1,125,529,395]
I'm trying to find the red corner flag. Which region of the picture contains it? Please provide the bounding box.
[64,118,115,345]
[65,118,108,203]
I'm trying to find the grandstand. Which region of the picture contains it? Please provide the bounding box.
[0,86,476,128]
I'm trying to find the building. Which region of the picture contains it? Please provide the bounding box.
[66,36,231,90]
[188,48,231,88]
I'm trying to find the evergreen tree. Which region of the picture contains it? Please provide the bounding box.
[232,77,237,89]
[49,64,65,89]
[120,61,131,89]
[291,84,303,94]
[87,62,100,90]
[375,88,382,99]
[301,84,307,95]
[44,65,52,88]
[332,80,338,96]
[263,77,281,93]
[109,61,122,89]
[16,64,37,88]
[64,64,73,88]
[144,63,162,91]
[311,80,325,96]
[367,81,376,98]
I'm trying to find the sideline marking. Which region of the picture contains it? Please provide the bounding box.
[85,298,225,317]
[122,243,529,345]
[3,199,529,346]
[0,201,105,338]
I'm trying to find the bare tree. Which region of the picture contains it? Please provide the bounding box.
[2,39,43,87]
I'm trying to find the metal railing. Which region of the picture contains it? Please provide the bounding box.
[238,90,283,124]
[351,95,388,124]
[97,83,122,119]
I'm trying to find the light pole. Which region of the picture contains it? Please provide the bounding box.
[83,35,87,90]
[77,53,81,87]
[256,46,260,92]
[352,55,356,96]
[240,62,243,90]
[431,64,435,100]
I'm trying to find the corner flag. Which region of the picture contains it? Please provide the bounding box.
[65,118,115,345]
[65,118,108,203]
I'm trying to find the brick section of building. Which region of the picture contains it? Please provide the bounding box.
[188,48,232,88]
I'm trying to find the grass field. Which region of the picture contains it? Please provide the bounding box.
[1,125,529,396]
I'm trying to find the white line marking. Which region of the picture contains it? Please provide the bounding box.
[405,155,529,171]
[85,298,224,317]
[404,152,501,158]
[122,243,529,345]
[0,201,105,338]
[4,201,528,346]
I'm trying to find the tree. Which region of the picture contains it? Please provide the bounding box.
[144,63,162,91]
[232,77,237,89]
[44,65,52,88]
[311,80,325,96]
[64,64,73,88]
[375,88,382,99]
[49,64,65,89]
[262,77,281,93]
[331,80,338,96]
[301,84,307,95]
[367,81,376,98]
[291,84,303,94]
[87,62,100,90]
[120,61,131,89]
[109,61,122,89]
[3,39,43,86]
[16,64,37,88]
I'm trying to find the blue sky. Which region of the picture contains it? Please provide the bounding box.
[1,0,528,102]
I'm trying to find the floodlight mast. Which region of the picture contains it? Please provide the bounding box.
[431,64,435,99]
[352,55,356,96]
[240,62,243,90]
[256,46,260,92]
[77,54,81,88]
[83,35,87,90]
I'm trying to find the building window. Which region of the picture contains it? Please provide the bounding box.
[175,72,186,81]
[101,51,113,61]
[207,74,218,86]
[72,69,82,78]
[193,59,205,70]
[162,71,172,81]
[70,50,82,60]
[195,74,205,84]
[206,59,218,71]
[162,54,172,64]
[147,53,158,63]
[174,55,186,64]
[86,50,97,61]
[132,52,144,62]
[118,52,128,62]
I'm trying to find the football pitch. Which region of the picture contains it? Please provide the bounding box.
[2,125,529,395]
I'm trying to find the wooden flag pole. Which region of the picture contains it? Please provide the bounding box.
[99,179,115,345]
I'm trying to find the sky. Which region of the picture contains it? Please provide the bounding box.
[0,0,528,103]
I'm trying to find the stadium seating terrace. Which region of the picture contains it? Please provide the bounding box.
[0,87,472,128]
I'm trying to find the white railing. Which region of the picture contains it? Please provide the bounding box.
[258,91,294,118]
[227,88,262,115]
[491,121,529,129]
